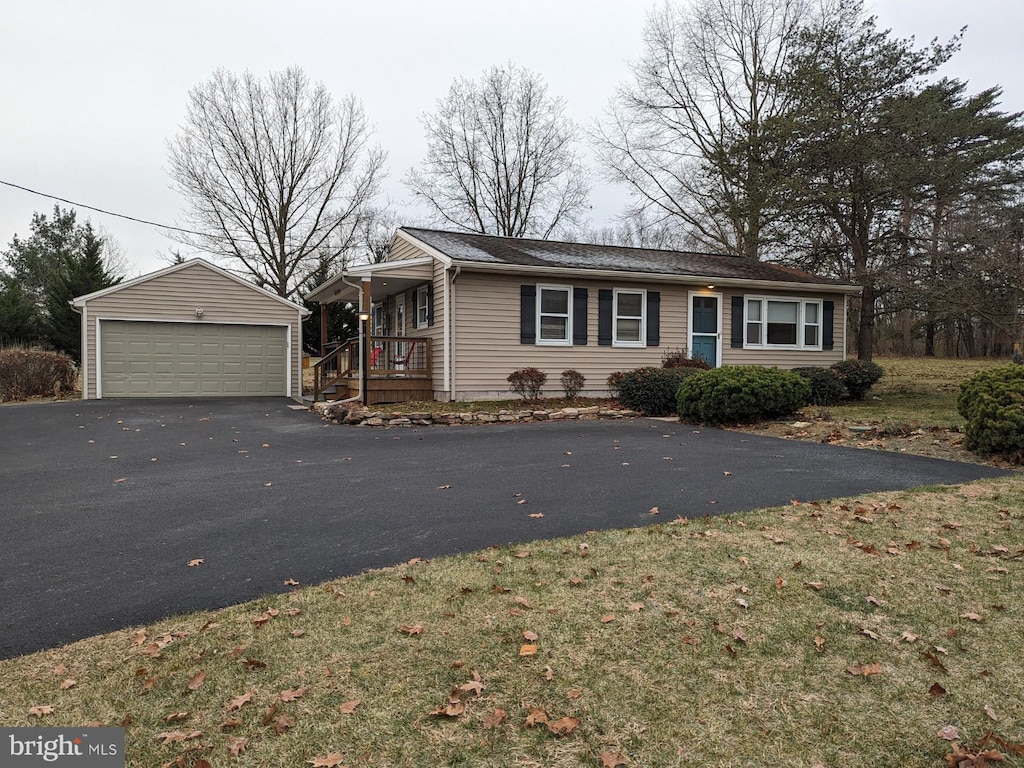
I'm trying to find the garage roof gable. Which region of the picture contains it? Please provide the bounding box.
[72,258,310,316]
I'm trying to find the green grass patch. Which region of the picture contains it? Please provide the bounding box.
[831,356,1005,427]
[2,478,1023,766]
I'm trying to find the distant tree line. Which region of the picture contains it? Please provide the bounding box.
[3,0,1022,361]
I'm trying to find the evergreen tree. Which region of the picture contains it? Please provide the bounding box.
[0,274,41,344]
[44,225,121,362]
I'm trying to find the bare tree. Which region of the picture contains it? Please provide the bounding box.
[167,67,386,297]
[594,0,811,258]
[405,63,589,239]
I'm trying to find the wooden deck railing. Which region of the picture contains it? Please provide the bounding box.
[312,336,432,402]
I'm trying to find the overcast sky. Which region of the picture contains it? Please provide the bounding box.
[1,0,1021,278]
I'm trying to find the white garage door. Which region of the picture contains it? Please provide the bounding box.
[99,321,287,397]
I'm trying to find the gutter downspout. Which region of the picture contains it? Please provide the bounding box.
[445,265,460,400]
[71,301,86,399]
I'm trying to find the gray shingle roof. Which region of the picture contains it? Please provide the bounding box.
[401,228,851,287]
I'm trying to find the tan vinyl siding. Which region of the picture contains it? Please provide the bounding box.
[80,261,302,399]
[387,237,425,262]
[450,273,688,400]
[720,289,846,368]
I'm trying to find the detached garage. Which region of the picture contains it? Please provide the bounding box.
[72,259,309,400]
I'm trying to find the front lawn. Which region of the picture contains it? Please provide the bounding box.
[2,477,1022,767]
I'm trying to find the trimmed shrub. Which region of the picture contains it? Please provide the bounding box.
[618,367,701,416]
[560,369,586,399]
[831,359,884,400]
[793,366,847,406]
[0,346,77,402]
[956,365,1024,462]
[677,365,811,425]
[661,347,712,370]
[607,370,627,399]
[507,367,546,400]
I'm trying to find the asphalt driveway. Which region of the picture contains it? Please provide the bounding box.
[0,398,1010,659]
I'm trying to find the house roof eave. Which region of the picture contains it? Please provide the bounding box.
[448,259,862,295]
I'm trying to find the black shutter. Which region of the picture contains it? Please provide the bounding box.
[731,295,745,348]
[823,300,835,350]
[646,291,660,346]
[598,289,613,346]
[412,287,419,324]
[520,285,536,344]
[426,284,435,327]
[572,288,588,345]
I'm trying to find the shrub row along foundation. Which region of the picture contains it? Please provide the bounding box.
[311,401,638,426]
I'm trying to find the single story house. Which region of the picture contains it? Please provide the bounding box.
[72,258,309,399]
[306,228,861,404]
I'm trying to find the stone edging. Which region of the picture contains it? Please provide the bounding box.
[311,401,638,426]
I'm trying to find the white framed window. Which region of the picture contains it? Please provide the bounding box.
[613,288,646,347]
[744,297,822,349]
[537,284,572,345]
[415,284,429,329]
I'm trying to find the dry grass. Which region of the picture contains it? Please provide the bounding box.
[2,477,1022,767]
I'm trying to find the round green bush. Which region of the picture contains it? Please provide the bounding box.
[676,365,811,425]
[618,367,700,416]
[830,359,884,400]
[956,365,1024,462]
[793,366,847,406]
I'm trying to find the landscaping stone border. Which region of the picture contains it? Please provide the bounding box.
[311,401,638,427]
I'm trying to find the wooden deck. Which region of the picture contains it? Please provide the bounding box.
[313,336,433,404]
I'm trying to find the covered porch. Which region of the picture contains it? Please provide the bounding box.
[305,257,436,405]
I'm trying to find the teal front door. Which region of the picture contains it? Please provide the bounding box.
[690,294,720,367]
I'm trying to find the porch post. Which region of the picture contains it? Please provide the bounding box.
[360,277,372,406]
[319,303,328,357]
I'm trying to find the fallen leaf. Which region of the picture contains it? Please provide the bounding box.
[438,484,451,490]
[53,663,69,674]
[58,679,76,691]
[866,595,883,606]
[937,724,961,741]
[398,624,424,636]
[859,627,879,641]
[525,706,549,727]
[847,662,882,676]
[188,559,204,567]
[814,635,825,652]
[338,699,361,715]
[519,644,538,656]
[227,735,250,757]
[517,498,528,505]
[600,752,629,767]
[514,596,532,609]
[154,731,186,744]
[28,705,55,717]
[601,614,616,623]
[283,579,299,586]
[804,582,824,591]
[162,711,189,723]
[272,713,295,734]
[227,689,256,711]
[543,665,555,681]
[278,687,307,702]
[649,506,660,515]
[547,716,581,735]
[290,629,306,638]
[900,631,919,643]
[187,670,206,691]
[961,611,983,622]
[522,630,539,642]
[735,598,749,609]
[482,708,507,729]
[460,680,485,696]
[928,682,948,697]
[515,550,531,558]
[566,687,583,699]
[627,602,645,612]
[528,513,545,518]
[984,704,999,721]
